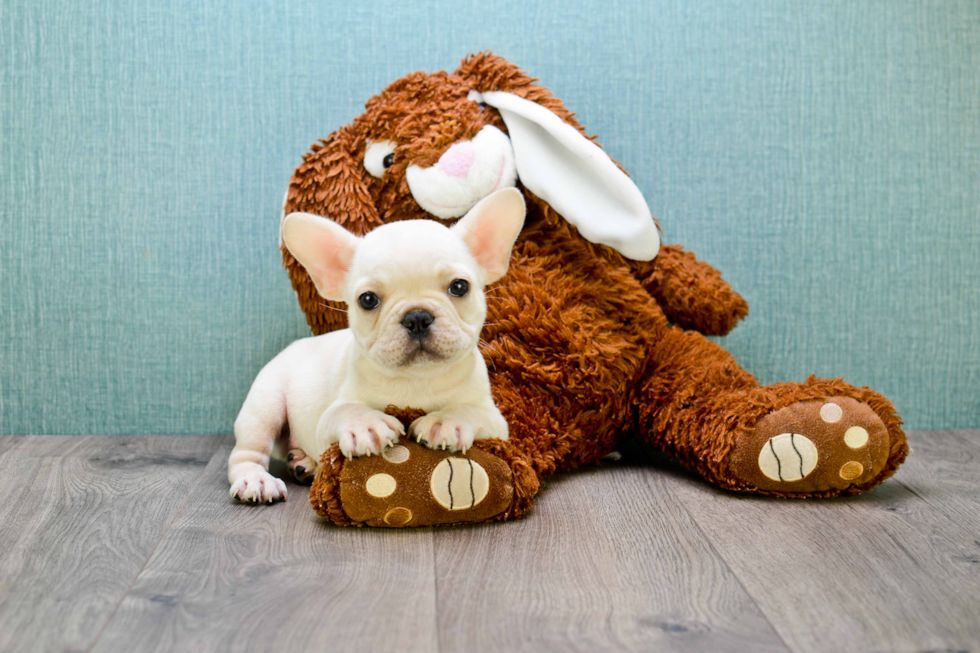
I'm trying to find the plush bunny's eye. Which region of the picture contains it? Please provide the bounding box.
[364,141,397,178]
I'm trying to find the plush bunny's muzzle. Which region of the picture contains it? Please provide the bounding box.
[405,125,517,219]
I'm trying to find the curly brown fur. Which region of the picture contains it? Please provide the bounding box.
[288,52,907,525]
[309,446,358,526]
[631,245,749,335]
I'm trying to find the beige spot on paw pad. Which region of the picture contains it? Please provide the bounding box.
[758,433,819,482]
[383,507,413,526]
[819,402,843,423]
[843,426,869,449]
[365,473,397,498]
[839,461,864,480]
[430,458,489,510]
[382,445,410,463]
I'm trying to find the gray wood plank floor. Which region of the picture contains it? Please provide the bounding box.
[0,431,977,653]
[0,436,219,653]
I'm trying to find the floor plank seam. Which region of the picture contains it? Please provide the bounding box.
[896,479,927,503]
[431,529,443,653]
[83,435,225,653]
[637,442,796,651]
[658,477,796,653]
[948,428,980,452]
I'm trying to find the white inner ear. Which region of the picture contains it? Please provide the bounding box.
[281,212,359,302]
[452,188,526,284]
[472,90,660,261]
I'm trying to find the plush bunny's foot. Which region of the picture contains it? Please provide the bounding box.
[310,438,514,527]
[730,396,903,496]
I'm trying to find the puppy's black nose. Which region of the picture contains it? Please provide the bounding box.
[401,309,434,337]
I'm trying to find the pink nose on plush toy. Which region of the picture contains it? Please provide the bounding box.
[436,141,476,179]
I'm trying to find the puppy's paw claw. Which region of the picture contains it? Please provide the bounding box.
[337,411,404,458]
[230,470,288,504]
[411,412,476,453]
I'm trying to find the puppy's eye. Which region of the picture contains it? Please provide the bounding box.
[364,141,397,178]
[478,102,488,111]
[358,292,381,310]
[448,279,470,298]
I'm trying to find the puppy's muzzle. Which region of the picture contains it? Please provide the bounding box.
[401,309,434,339]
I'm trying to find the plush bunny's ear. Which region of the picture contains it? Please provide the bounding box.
[281,213,360,302]
[470,90,660,261]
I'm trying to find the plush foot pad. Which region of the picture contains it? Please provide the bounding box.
[334,439,513,527]
[287,448,316,485]
[730,397,891,494]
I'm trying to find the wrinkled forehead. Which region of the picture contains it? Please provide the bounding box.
[349,221,475,285]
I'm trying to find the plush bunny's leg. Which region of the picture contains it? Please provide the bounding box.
[637,328,908,497]
[629,244,748,336]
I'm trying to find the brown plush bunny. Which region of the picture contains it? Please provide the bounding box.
[279,53,908,527]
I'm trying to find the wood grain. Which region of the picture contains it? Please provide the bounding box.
[430,446,789,653]
[896,429,980,534]
[663,436,980,653]
[0,435,28,459]
[91,438,440,653]
[0,435,218,653]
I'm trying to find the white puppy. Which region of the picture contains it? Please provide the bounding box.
[228,188,525,503]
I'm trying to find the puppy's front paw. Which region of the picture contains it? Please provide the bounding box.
[229,469,287,504]
[318,404,406,459]
[337,411,405,458]
[411,411,479,453]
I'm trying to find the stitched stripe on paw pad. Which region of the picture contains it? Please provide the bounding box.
[757,433,819,482]
[430,458,489,510]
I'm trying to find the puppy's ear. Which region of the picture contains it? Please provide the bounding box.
[452,188,526,284]
[281,213,359,302]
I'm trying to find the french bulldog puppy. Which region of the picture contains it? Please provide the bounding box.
[228,188,525,503]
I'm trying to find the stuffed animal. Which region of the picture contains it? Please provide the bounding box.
[279,53,908,527]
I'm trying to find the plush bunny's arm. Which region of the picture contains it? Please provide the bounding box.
[631,245,748,336]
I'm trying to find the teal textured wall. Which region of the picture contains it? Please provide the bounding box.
[1,0,978,434]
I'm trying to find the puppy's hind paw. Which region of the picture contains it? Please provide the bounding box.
[230,470,288,504]
[287,448,317,485]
